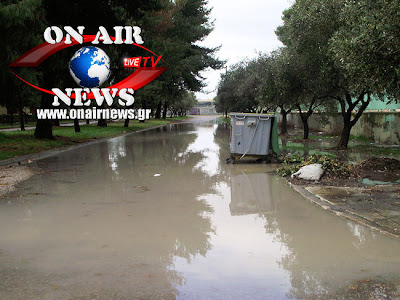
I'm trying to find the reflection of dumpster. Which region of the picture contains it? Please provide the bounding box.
[230,172,277,215]
[228,113,279,163]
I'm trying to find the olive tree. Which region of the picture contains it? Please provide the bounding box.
[276,0,372,148]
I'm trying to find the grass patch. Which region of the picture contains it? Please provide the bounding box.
[219,116,230,124]
[281,142,313,152]
[0,132,76,161]
[350,135,372,143]
[0,118,175,161]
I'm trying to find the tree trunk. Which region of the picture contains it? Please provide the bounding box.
[124,119,129,127]
[155,101,162,119]
[97,103,107,127]
[35,119,54,139]
[10,113,14,125]
[17,97,25,131]
[280,110,288,135]
[297,106,312,140]
[302,118,309,140]
[53,119,60,126]
[18,110,25,131]
[74,119,80,133]
[297,102,315,140]
[35,71,54,139]
[35,94,54,139]
[337,121,352,149]
[141,98,147,123]
[336,91,370,149]
[162,102,168,119]
[97,119,107,127]
[86,119,89,125]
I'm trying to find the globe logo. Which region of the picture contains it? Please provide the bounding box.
[69,46,111,88]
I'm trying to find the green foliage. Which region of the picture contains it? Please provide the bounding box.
[276,165,298,177]
[215,46,334,137]
[150,0,224,117]
[330,0,400,102]
[216,0,389,144]
[215,51,301,115]
[169,91,197,116]
[0,0,45,115]
[276,153,305,176]
[215,61,260,114]
[282,153,305,164]
[276,0,375,148]
[277,154,351,178]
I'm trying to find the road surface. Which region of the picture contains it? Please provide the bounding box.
[0,116,399,299]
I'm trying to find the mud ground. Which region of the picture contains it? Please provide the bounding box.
[286,157,400,238]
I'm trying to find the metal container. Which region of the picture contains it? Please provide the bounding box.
[229,113,278,162]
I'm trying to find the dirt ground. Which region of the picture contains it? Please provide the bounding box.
[288,157,400,238]
[288,157,400,186]
[352,157,400,182]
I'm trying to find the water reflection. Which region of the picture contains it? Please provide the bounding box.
[185,124,220,177]
[173,123,400,299]
[230,171,277,215]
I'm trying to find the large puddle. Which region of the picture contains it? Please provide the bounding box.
[1,118,400,299]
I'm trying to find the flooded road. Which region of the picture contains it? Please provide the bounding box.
[1,117,400,299]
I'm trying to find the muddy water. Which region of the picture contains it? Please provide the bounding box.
[1,118,400,299]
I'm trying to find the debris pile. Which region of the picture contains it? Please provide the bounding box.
[277,154,351,181]
[352,157,400,182]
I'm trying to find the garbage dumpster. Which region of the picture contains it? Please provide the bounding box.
[228,113,279,163]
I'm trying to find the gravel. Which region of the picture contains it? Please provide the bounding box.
[0,165,34,196]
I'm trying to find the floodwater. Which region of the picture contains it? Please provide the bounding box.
[1,116,400,299]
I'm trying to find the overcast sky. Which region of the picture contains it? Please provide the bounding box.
[195,0,292,100]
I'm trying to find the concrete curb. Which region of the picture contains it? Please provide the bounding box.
[0,124,168,167]
[286,181,400,239]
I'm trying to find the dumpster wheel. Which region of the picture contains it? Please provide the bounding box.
[226,155,238,164]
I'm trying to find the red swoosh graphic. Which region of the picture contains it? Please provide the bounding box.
[9,35,167,98]
[9,35,163,67]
